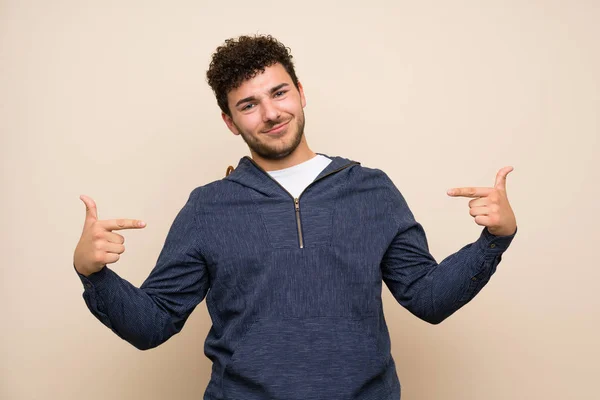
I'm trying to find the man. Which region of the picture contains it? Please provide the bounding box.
[74,35,517,400]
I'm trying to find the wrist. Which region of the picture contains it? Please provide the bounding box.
[487,225,517,237]
[73,262,97,277]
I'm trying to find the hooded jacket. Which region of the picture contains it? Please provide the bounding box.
[77,154,516,400]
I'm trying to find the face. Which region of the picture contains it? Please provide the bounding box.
[222,63,307,161]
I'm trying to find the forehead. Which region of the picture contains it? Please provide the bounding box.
[227,63,292,101]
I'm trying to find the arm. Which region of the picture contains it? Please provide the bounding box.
[75,189,210,349]
[380,182,516,324]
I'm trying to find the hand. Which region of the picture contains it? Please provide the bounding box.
[73,195,146,277]
[446,166,517,236]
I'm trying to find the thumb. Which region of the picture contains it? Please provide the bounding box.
[494,166,514,191]
[80,195,98,225]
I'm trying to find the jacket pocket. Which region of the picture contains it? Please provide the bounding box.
[222,317,393,400]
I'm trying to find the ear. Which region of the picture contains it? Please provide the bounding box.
[297,81,307,108]
[221,112,240,135]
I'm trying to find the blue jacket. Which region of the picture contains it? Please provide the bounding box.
[77,154,516,399]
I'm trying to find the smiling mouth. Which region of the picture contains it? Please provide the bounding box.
[263,120,290,134]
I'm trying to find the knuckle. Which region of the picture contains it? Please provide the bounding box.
[93,251,104,263]
[94,239,106,250]
[116,219,126,228]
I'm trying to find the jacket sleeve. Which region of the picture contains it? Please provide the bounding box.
[380,180,516,324]
[75,189,210,349]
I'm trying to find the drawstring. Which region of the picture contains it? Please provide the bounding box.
[225,166,234,177]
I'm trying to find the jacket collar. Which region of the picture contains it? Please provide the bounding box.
[224,153,359,196]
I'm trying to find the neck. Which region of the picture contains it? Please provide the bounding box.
[250,137,316,172]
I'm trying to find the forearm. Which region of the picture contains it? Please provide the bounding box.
[383,224,516,324]
[76,265,181,350]
[421,227,515,323]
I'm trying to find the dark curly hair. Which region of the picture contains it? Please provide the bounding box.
[206,34,300,116]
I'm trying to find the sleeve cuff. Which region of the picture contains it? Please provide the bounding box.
[477,226,517,254]
[74,264,111,291]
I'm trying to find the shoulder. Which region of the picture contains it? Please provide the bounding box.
[345,160,413,214]
[187,179,239,205]
[344,159,398,191]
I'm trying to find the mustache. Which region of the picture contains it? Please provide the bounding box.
[262,119,290,132]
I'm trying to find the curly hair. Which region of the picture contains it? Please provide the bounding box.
[206,34,299,116]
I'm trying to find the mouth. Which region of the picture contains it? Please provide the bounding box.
[263,120,290,135]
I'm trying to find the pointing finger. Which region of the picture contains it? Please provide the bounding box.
[100,218,147,231]
[494,166,514,190]
[447,187,493,198]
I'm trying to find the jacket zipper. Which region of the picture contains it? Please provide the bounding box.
[294,198,304,248]
[244,156,359,248]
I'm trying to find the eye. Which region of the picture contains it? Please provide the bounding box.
[241,103,255,111]
[274,90,287,98]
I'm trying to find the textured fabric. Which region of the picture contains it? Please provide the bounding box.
[76,154,517,400]
[267,153,332,198]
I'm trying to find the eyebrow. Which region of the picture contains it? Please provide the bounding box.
[235,83,290,107]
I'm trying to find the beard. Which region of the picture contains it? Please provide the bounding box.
[235,111,306,160]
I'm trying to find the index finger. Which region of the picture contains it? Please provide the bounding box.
[100,218,146,231]
[447,187,493,198]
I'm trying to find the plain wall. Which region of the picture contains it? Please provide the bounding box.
[1,0,598,399]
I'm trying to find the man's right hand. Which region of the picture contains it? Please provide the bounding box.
[73,195,146,277]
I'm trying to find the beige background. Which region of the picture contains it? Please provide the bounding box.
[1,0,599,399]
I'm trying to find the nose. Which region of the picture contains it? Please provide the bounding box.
[261,99,281,123]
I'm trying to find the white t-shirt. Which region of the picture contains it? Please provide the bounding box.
[267,154,332,198]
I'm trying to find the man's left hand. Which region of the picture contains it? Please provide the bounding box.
[446,166,517,236]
